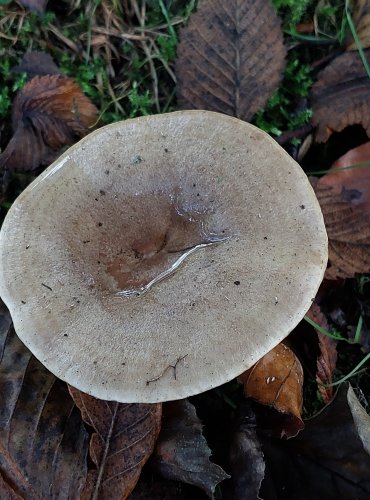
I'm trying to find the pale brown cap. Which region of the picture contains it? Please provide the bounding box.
[0,111,327,402]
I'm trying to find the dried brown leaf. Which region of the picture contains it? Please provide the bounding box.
[175,0,286,121]
[306,303,338,403]
[153,400,229,499]
[69,388,162,500]
[0,74,98,172]
[239,343,304,438]
[0,300,88,499]
[13,51,61,78]
[311,50,370,142]
[312,143,370,278]
[18,0,48,15]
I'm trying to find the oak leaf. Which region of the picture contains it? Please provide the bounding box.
[0,74,98,172]
[69,388,162,500]
[152,400,229,499]
[239,343,304,438]
[0,300,88,499]
[312,141,370,278]
[175,0,286,121]
[311,49,370,142]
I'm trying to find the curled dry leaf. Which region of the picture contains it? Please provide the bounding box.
[0,74,98,172]
[175,0,286,121]
[69,387,162,500]
[0,300,88,499]
[239,343,304,438]
[311,49,370,142]
[152,400,229,499]
[260,383,370,499]
[312,141,370,278]
[306,303,337,404]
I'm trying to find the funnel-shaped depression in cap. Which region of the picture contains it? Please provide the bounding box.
[0,111,327,402]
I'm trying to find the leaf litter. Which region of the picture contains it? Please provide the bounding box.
[1,0,370,498]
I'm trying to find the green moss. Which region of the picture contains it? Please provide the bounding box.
[254,58,313,137]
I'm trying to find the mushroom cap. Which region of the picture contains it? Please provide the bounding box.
[0,111,327,403]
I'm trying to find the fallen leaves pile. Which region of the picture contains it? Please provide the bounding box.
[1,0,370,498]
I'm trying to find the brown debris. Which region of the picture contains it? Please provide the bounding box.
[311,49,370,142]
[0,75,98,172]
[69,387,162,500]
[175,0,286,121]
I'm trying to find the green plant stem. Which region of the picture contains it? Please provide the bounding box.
[304,315,363,345]
[325,352,370,387]
[306,159,370,176]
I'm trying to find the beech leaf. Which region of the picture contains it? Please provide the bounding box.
[153,400,229,499]
[311,49,370,142]
[312,143,370,278]
[175,0,286,121]
[0,74,98,172]
[0,300,88,499]
[69,388,162,500]
[239,343,304,438]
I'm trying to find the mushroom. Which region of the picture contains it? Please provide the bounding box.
[0,111,327,403]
